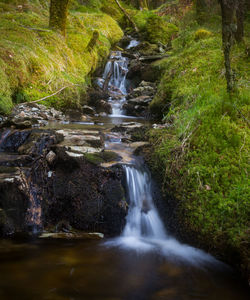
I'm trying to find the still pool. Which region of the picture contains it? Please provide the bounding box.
[0,239,248,300]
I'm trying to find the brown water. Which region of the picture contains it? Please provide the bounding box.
[0,239,249,300]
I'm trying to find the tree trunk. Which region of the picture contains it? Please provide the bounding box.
[115,0,139,33]
[49,0,70,37]
[218,0,237,92]
[235,0,245,43]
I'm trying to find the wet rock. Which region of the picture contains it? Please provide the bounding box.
[132,42,160,56]
[46,151,56,165]
[39,232,104,240]
[56,129,103,148]
[111,122,144,133]
[65,109,86,122]
[82,105,96,116]
[0,170,29,236]
[118,36,132,49]
[130,142,150,155]
[0,129,31,152]
[97,100,112,114]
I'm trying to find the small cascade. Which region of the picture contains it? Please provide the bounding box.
[102,51,129,116]
[106,163,217,266]
[123,165,166,239]
[126,39,140,49]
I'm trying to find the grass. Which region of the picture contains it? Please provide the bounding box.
[0,0,123,114]
[148,1,250,271]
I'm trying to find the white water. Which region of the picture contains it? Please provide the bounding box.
[106,165,218,266]
[102,51,129,116]
[126,39,140,49]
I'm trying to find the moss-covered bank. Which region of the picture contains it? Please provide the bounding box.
[145,2,249,280]
[0,0,123,114]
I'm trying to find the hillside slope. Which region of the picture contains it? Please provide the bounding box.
[0,0,123,114]
[145,1,249,279]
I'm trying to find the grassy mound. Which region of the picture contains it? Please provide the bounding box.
[0,0,123,114]
[148,3,250,276]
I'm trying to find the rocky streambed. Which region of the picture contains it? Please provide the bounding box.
[0,36,249,299]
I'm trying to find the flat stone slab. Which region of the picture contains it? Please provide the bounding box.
[57,129,103,148]
[66,146,103,154]
[39,232,104,240]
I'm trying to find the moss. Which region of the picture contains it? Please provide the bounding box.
[84,151,120,165]
[194,28,213,40]
[145,15,179,45]
[0,0,123,114]
[149,7,250,272]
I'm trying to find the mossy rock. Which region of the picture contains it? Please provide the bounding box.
[84,151,120,165]
[144,15,179,45]
[194,29,213,41]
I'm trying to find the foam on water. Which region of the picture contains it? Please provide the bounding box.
[105,165,219,267]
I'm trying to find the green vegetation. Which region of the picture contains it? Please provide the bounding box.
[0,0,123,114]
[148,1,249,267]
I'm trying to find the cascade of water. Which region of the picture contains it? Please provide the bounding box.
[123,166,166,239]
[126,39,140,49]
[106,164,217,266]
[102,51,129,116]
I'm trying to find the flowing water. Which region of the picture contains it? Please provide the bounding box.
[0,49,249,299]
[102,51,129,116]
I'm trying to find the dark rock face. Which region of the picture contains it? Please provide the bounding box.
[45,148,127,236]
[0,127,127,237]
[123,81,156,117]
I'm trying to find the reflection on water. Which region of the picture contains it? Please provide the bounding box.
[0,239,248,300]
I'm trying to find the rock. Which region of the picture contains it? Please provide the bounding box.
[66,146,103,155]
[128,95,152,106]
[118,36,132,49]
[7,103,66,126]
[39,232,104,240]
[82,105,96,116]
[46,151,56,165]
[132,41,160,56]
[98,100,112,114]
[65,109,85,122]
[111,122,145,135]
[56,129,103,148]
[130,142,150,155]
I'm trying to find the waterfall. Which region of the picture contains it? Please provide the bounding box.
[123,166,166,239]
[102,51,129,116]
[106,164,217,266]
[102,51,128,95]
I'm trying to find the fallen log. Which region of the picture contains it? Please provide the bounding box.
[115,0,139,33]
[139,54,169,62]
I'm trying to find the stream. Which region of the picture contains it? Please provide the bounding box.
[0,45,249,299]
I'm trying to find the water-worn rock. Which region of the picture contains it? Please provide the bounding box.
[0,126,127,237]
[123,81,156,117]
[1,103,66,128]
[39,232,104,240]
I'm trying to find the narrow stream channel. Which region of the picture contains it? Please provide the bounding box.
[0,47,249,300]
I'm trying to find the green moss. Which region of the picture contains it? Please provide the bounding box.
[84,151,120,165]
[194,28,213,40]
[149,9,250,263]
[0,0,123,114]
[145,15,179,45]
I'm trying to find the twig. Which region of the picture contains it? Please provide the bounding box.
[24,85,73,104]
[20,25,52,32]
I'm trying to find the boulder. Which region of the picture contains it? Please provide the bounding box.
[82,105,96,116]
